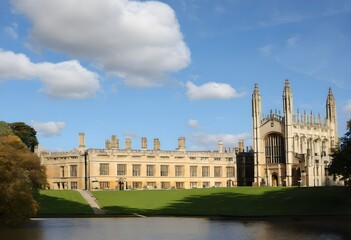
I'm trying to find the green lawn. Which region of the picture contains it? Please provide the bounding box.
[92,187,351,217]
[35,190,94,216]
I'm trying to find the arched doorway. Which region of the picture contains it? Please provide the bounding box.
[227,179,233,187]
[272,173,278,187]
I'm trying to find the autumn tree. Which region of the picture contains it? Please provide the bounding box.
[328,119,351,186]
[0,122,46,225]
[9,122,38,152]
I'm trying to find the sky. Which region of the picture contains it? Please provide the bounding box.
[0,0,350,152]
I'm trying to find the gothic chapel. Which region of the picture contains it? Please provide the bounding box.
[252,80,339,187]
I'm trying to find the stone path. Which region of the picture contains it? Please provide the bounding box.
[76,189,105,215]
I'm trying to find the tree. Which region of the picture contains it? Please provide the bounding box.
[0,123,46,225]
[9,122,38,152]
[328,119,351,186]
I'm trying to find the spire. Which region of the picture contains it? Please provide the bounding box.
[252,83,262,117]
[284,79,291,92]
[326,87,336,121]
[283,79,293,115]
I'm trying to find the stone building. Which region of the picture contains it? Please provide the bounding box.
[252,80,339,187]
[41,134,238,190]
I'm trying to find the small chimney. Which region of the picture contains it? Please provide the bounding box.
[218,141,223,153]
[177,137,186,151]
[111,135,119,149]
[154,138,160,151]
[238,139,244,152]
[141,137,147,150]
[105,140,111,149]
[125,138,131,150]
[79,132,85,148]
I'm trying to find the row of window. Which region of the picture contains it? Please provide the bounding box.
[101,164,235,178]
[98,181,224,190]
[60,165,77,178]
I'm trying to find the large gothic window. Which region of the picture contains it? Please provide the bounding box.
[265,133,285,164]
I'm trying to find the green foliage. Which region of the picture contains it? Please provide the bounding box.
[329,120,351,186]
[9,122,38,152]
[0,121,13,136]
[0,134,46,225]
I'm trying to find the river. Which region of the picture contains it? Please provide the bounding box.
[0,217,350,240]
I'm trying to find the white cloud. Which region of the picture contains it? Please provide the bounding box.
[214,5,224,14]
[188,119,199,128]
[258,44,273,55]
[343,100,351,115]
[123,131,138,139]
[30,121,66,137]
[287,35,300,47]
[186,81,244,100]
[4,26,18,39]
[189,132,251,150]
[0,49,100,99]
[12,0,191,87]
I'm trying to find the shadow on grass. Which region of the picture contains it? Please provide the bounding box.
[34,192,94,216]
[101,187,351,217]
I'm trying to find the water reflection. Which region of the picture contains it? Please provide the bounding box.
[0,217,349,240]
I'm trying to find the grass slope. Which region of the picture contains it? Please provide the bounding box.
[36,190,94,216]
[93,187,351,217]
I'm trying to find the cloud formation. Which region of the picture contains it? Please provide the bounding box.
[12,0,190,87]
[187,119,199,128]
[0,49,100,99]
[30,121,66,137]
[186,81,244,100]
[189,132,251,150]
[343,100,351,115]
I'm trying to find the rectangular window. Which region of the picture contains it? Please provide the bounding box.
[190,182,198,188]
[176,182,184,189]
[215,182,222,187]
[60,166,65,178]
[226,166,235,177]
[202,182,210,188]
[99,181,110,189]
[161,182,170,189]
[190,166,197,177]
[226,157,233,162]
[214,158,221,161]
[160,165,169,176]
[71,181,77,189]
[133,165,141,176]
[202,166,210,177]
[70,165,77,177]
[132,182,142,189]
[100,163,109,175]
[214,166,222,177]
[175,165,184,177]
[147,182,156,188]
[147,165,155,176]
[117,164,126,176]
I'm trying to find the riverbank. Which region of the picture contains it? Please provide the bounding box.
[35,187,351,218]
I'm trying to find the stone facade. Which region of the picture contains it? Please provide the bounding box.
[41,135,238,190]
[252,80,340,187]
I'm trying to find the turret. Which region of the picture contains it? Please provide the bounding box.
[326,88,338,146]
[252,83,263,186]
[283,79,293,123]
[282,79,294,186]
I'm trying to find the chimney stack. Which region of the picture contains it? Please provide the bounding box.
[141,137,147,150]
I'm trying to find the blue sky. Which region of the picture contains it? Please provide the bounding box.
[1,0,350,151]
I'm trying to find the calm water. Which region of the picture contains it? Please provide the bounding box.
[0,217,350,240]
